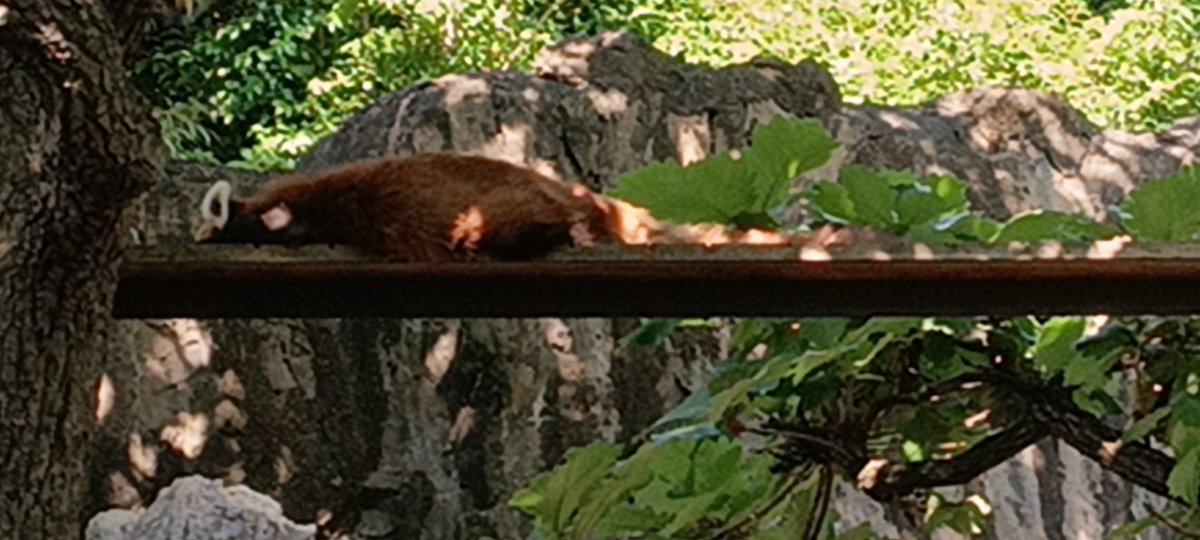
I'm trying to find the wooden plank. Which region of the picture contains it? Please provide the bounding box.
[114,243,1200,318]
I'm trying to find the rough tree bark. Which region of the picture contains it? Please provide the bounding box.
[0,2,165,538]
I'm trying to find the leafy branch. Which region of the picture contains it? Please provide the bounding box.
[514,117,1200,538]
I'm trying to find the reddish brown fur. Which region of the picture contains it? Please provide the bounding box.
[235,153,617,261]
[199,153,798,262]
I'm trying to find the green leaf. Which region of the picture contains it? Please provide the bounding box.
[609,117,837,227]
[1107,515,1160,539]
[1033,317,1086,375]
[595,505,670,536]
[649,423,722,444]
[1167,445,1200,505]
[1118,166,1200,241]
[742,117,840,210]
[1169,424,1200,458]
[574,444,662,536]
[1173,394,1200,427]
[649,388,713,431]
[993,211,1119,244]
[841,165,897,228]
[510,443,622,533]
[919,333,974,381]
[799,318,850,349]
[1122,407,1171,444]
[805,181,856,224]
[620,319,681,348]
[609,156,752,224]
[895,175,967,227]
[902,439,926,462]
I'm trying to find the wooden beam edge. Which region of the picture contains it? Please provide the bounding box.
[115,243,1200,318]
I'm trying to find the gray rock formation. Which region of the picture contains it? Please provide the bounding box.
[95,31,1196,539]
[85,476,315,540]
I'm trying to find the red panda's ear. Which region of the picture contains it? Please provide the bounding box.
[260,204,292,231]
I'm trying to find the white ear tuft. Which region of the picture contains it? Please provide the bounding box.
[260,204,292,231]
[200,180,232,228]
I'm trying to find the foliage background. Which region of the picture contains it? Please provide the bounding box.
[133,0,1200,536]
[138,0,1200,171]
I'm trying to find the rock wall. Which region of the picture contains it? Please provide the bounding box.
[92,32,1199,539]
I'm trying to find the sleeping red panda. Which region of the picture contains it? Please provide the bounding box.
[194,153,791,261]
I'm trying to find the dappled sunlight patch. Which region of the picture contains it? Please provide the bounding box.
[274,445,296,486]
[214,400,248,431]
[529,158,560,180]
[106,471,141,508]
[585,88,627,117]
[436,75,491,107]
[444,406,477,453]
[167,318,214,369]
[219,369,245,400]
[479,123,533,164]
[128,432,159,480]
[856,458,889,490]
[161,412,209,460]
[95,373,116,425]
[1087,235,1131,258]
[543,319,586,384]
[423,326,459,384]
[963,409,991,430]
[144,319,214,387]
[669,115,711,166]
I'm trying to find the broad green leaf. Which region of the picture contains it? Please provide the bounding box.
[1169,424,1200,457]
[1076,324,1137,359]
[800,318,850,349]
[919,332,974,381]
[1118,166,1200,241]
[841,165,897,228]
[993,211,1119,244]
[609,155,753,224]
[947,215,1003,241]
[649,423,722,444]
[1033,317,1086,374]
[1167,445,1200,505]
[1121,406,1171,444]
[662,492,722,534]
[620,319,681,348]
[742,117,840,210]
[806,182,857,224]
[708,378,756,422]
[902,439,926,462]
[649,388,713,430]
[574,444,662,536]
[609,117,837,227]
[510,443,622,533]
[895,176,967,227]
[594,505,670,537]
[1174,394,1200,427]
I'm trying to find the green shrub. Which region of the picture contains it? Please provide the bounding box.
[648,0,1200,131]
[137,0,711,170]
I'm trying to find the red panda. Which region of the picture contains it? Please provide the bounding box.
[194,153,791,261]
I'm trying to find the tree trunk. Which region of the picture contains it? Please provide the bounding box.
[0,2,164,538]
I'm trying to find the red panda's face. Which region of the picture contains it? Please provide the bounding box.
[193,180,322,246]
